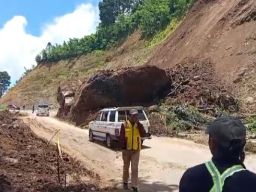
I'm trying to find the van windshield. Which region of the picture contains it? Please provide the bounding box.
[118,111,126,122]
[137,110,146,121]
[118,109,147,122]
[38,105,48,108]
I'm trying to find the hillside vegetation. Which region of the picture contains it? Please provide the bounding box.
[1,0,192,107]
[35,0,192,64]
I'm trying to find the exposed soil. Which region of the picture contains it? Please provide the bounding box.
[58,66,172,125]
[0,111,105,192]
[166,59,238,114]
[148,0,256,112]
[57,61,239,127]
[22,113,256,192]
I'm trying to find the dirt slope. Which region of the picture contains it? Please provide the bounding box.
[0,111,103,192]
[0,32,154,108]
[148,0,256,112]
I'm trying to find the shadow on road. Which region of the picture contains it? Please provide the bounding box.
[139,180,179,192]
[111,180,178,192]
[92,140,151,152]
[40,180,178,192]
[41,183,101,192]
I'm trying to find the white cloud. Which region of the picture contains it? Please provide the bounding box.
[0,3,99,85]
[41,3,99,44]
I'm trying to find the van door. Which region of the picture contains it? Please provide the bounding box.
[96,111,109,138]
[107,111,117,137]
[118,110,127,122]
[116,110,127,136]
[138,109,150,134]
[92,112,102,137]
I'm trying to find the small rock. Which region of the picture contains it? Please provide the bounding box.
[245,97,254,104]
[233,76,242,83]
[17,173,22,177]
[30,153,37,158]
[249,134,256,139]
[237,70,246,77]
[8,125,14,129]
[63,157,70,162]
[193,76,200,81]
[148,105,159,113]
[37,178,43,183]
[3,157,19,164]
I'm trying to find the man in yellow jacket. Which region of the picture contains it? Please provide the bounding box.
[119,109,148,192]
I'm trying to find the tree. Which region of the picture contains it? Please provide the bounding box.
[134,0,171,37]
[0,71,11,97]
[99,0,142,26]
[34,0,193,63]
[169,0,193,17]
[35,54,42,64]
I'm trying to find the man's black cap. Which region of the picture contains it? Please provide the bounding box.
[206,117,246,147]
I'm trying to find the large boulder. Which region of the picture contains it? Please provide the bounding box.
[70,66,172,125]
[57,87,75,118]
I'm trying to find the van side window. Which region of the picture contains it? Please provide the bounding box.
[138,110,146,121]
[101,112,108,121]
[118,111,126,122]
[109,111,116,122]
[96,113,102,121]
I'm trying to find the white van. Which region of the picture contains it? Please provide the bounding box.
[36,103,50,116]
[88,106,151,148]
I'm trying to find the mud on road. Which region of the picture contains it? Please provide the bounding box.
[22,112,256,192]
[0,111,103,192]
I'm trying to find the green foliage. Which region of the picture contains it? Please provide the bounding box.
[246,117,256,132]
[134,0,171,37]
[99,0,142,26]
[169,0,192,18]
[161,105,211,133]
[147,18,179,47]
[36,0,193,64]
[0,104,7,111]
[0,71,11,97]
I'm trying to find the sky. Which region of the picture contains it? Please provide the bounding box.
[0,0,100,85]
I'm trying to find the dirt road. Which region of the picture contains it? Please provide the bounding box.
[22,112,256,192]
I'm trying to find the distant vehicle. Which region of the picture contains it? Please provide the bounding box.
[36,103,50,116]
[8,104,20,111]
[88,106,151,148]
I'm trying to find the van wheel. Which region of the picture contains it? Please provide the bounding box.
[89,130,94,142]
[106,134,113,148]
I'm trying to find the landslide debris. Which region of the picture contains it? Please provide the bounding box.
[58,66,172,125]
[148,0,256,113]
[57,87,75,118]
[166,59,238,114]
[57,61,238,127]
[0,111,102,192]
